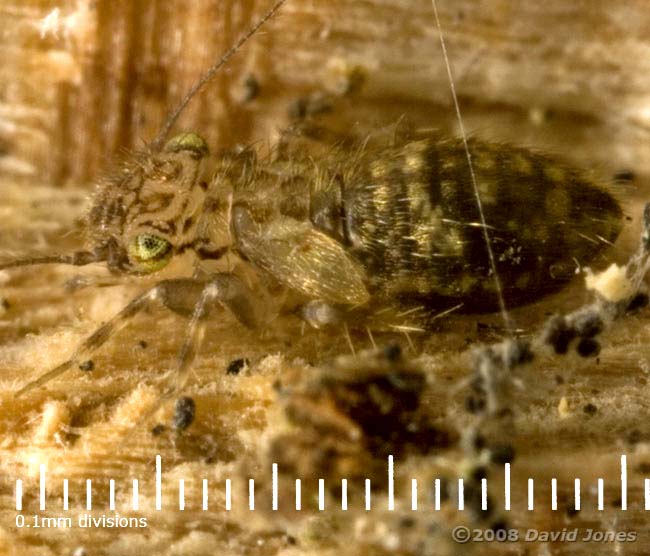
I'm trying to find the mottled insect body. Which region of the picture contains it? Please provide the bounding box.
[340,134,622,310]
[94,126,621,319]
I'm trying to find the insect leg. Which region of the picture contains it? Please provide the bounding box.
[15,284,164,397]
[16,275,263,398]
[158,273,262,397]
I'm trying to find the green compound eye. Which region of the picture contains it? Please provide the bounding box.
[128,234,173,273]
[164,132,209,159]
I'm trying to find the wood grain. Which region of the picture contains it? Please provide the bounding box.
[1,1,650,555]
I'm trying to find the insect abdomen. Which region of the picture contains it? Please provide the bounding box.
[340,135,622,310]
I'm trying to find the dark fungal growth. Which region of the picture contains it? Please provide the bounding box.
[226,358,250,375]
[543,309,606,356]
[627,292,649,313]
[239,74,261,103]
[151,424,166,436]
[78,360,94,372]
[172,396,196,432]
[268,345,456,487]
[490,443,516,465]
[577,338,600,358]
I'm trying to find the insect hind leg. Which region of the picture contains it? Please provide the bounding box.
[15,275,262,398]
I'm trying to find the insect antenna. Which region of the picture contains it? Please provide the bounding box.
[0,250,105,271]
[150,0,287,152]
[0,1,286,274]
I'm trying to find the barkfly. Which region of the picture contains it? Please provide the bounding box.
[1,0,623,399]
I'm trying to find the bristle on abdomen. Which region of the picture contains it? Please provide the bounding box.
[341,135,622,311]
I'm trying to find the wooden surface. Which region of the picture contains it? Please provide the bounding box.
[1,1,650,555]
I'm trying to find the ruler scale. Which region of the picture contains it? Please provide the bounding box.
[12,454,644,514]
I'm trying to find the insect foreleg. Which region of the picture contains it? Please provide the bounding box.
[158,274,262,397]
[16,274,263,398]
[15,285,163,397]
[159,274,261,328]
